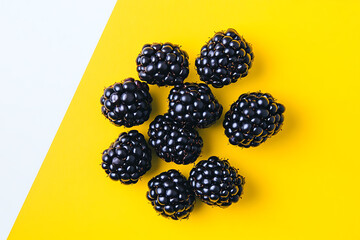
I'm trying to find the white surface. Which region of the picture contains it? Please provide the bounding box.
[0,0,116,238]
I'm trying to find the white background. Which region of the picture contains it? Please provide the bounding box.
[0,1,116,238]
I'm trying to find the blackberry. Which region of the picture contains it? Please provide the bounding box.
[189,156,245,207]
[148,114,203,165]
[168,83,223,128]
[101,130,152,184]
[146,169,195,220]
[195,28,254,88]
[136,43,189,86]
[223,92,285,147]
[100,78,152,127]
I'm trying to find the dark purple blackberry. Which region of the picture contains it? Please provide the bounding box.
[148,114,203,165]
[195,28,254,88]
[168,83,223,128]
[136,43,189,86]
[101,130,152,184]
[100,78,152,127]
[223,92,285,147]
[146,169,195,220]
[189,156,245,207]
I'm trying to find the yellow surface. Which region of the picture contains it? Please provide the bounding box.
[9,0,360,239]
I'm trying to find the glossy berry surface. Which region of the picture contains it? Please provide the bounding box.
[168,82,223,128]
[195,28,254,88]
[223,92,285,147]
[136,43,189,86]
[148,114,203,165]
[189,156,245,207]
[101,130,152,184]
[146,169,195,220]
[100,78,152,127]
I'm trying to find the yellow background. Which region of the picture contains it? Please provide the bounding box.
[9,0,360,239]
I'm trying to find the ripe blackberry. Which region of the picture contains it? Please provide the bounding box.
[148,114,203,165]
[100,78,152,127]
[223,92,285,147]
[168,83,223,128]
[195,28,254,88]
[136,43,189,86]
[101,130,152,184]
[189,156,245,207]
[146,169,195,220]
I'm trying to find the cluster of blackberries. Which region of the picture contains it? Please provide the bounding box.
[196,28,254,88]
[189,156,245,207]
[168,83,223,128]
[147,82,222,165]
[99,28,286,220]
[100,78,152,127]
[146,169,195,220]
[223,92,285,147]
[101,130,152,184]
[148,114,203,165]
[147,157,244,220]
[136,43,189,86]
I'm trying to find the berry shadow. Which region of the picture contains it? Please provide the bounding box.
[145,147,162,177]
[237,176,258,206]
[191,196,208,214]
[148,86,171,120]
[243,45,266,82]
[258,96,303,153]
[197,114,226,158]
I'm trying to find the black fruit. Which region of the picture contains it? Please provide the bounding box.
[223,92,285,147]
[100,78,152,127]
[148,114,203,165]
[146,169,195,220]
[136,43,189,86]
[168,82,223,128]
[195,28,254,88]
[189,156,245,207]
[101,130,152,184]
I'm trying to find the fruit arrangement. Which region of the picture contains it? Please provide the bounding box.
[100,28,286,220]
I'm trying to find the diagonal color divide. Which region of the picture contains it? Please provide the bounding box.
[9,0,360,239]
[0,1,116,239]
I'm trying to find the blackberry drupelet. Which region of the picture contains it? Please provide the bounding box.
[148,114,203,165]
[100,78,152,127]
[223,92,285,147]
[136,43,189,86]
[146,169,195,220]
[189,156,245,207]
[168,83,223,128]
[195,28,254,88]
[101,130,152,184]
